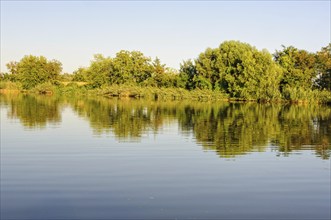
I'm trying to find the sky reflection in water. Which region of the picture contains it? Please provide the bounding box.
[1,93,330,219]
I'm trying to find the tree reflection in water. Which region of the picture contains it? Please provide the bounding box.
[1,93,330,159]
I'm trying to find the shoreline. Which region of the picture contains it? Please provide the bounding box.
[1,86,330,105]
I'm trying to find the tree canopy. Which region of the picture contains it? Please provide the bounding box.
[5,55,62,89]
[315,43,331,90]
[192,41,282,100]
[274,46,316,90]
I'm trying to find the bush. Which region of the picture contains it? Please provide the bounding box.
[282,86,331,103]
[0,81,22,90]
[31,82,57,94]
[7,55,62,89]
[315,90,331,103]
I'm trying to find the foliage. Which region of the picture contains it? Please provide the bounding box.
[1,72,18,82]
[144,58,179,88]
[93,84,228,101]
[58,82,88,95]
[6,55,62,89]
[31,82,57,94]
[58,73,73,82]
[274,46,316,91]
[0,81,22,90]
[3,41,331,103]
[80,51,156,88]
[181,41,282,101]
[315,43,331,90]
[72,67,88,82]
[111,50,154,84]
[85,54,113,88]
[179,60,197,90]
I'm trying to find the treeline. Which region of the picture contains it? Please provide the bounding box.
[1,40,331,102]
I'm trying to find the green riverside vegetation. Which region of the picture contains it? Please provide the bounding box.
[1,41,331,103]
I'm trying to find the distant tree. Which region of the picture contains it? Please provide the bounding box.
[195,47,220,90]
[0,72,17,81]
[72,67,88,82]
[6,61,19,75]
[274,46,316,91]
[153,57,166,75]
[111,50,154,84]
[149,57,176,87]
[85,54,112,88]
[178,60,197,90]
[315,43,331,90]
[59,73,73,82]
[6,55,62,89]
[220,41,282,100]
[193,41,282,100]
[82,51,156,87]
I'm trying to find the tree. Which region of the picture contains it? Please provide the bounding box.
[148,57,178,88]
[274,46,316,91]
[86,54,112,88]
[111,50,154,84]
[179,60,197,90]
[153,57,166,75]
[193,40,282,100]
[83,51,164,87]
[7,55,62,89]
[315,43,331,90]
[195,47,220,90]
[72,67,88,82]
[6,61,19,75]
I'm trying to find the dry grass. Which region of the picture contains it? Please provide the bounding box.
[0,89,21,94]
[61,81,89,86]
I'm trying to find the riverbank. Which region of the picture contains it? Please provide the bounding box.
[1,81,331,104]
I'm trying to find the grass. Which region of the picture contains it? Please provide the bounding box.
[0,81,22,90]
[94,84,229,101]
[60,81,89,86]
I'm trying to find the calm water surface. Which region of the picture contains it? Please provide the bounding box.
[1,93,330,219]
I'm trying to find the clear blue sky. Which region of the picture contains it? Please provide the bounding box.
[1,1,330,73]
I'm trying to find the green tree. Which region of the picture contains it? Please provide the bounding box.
[195,47,220,90]
[86,54,112,88]
[147,58,179,88]
[6,55,62,89]
[153,57,166,75]
[178,60,197,90]
[274,46,316,92]
[194,41,282,100]
[72,67,88,82]
[219,41,282,100]
[59,73,73,82]
[315,43,331,90]
[111,50,154,84]
[5,61,19,80]
[83,51,164,87]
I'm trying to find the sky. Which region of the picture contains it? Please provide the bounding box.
[1,1,330,73]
